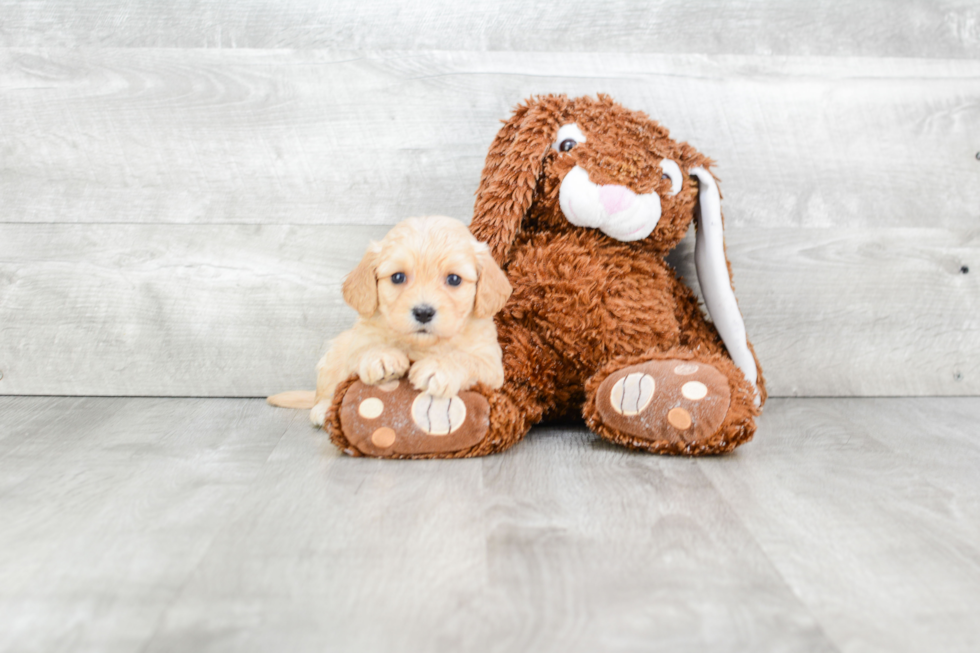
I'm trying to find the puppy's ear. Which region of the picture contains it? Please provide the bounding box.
[473,245,512,319]
[343,245,380,317]
[470,95,567,266]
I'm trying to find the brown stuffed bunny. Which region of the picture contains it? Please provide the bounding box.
[328,94,765,458]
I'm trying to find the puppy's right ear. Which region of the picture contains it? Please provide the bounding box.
[342,245,380,317]
[470,95,567,266]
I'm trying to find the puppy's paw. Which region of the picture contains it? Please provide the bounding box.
[310,400,331,428]
[358,349,410,385]
[409,358,463,398]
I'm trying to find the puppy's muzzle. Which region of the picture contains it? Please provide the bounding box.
[412,305,436,324]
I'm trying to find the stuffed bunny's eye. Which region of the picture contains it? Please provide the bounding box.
[552,124,587,153]
[660,159,683,197]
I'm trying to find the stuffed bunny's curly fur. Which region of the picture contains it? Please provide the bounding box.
[328,94,766,458]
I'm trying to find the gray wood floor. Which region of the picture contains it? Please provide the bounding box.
[1,396,978,652]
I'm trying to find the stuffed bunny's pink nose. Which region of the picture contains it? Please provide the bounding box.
[598,185,636,215]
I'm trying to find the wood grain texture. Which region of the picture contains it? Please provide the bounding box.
[1,0,979,58]
[0,223,385,396]
[448,427,835,652]
[2,396,980,651]
[144,406,489,653]
[1,223,976,397]
[671,226,980,397]
[2,49,979,228]
[698,397,980,652]
[0,396,294,653]
[143,427,837,653]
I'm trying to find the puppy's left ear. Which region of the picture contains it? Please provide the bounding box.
[473,245,512,319]
[343,245,380,317]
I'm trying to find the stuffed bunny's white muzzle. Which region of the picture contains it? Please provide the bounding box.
[559,166,663,242]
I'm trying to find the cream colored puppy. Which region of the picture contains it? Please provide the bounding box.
[296,216,511,427]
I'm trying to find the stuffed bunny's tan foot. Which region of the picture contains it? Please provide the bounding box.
[333,379,491,458]
[593,359,736,453]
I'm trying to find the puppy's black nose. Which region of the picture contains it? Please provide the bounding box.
[412,305,436,324]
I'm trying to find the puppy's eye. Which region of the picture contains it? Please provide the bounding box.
[391,272,406,284]
[446,274,462,287]
[559,139,576,153]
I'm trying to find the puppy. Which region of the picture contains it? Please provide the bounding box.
[268,216,512,427]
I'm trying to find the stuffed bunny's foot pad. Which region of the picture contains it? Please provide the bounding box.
[338,379,490,457]
[596,360,731,446]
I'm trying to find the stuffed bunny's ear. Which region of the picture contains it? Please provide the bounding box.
[470,100,561,264]
[690,168,760,404]
[343,246,380,317]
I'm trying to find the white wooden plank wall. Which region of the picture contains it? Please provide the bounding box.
[1,3,978,397]
[2,1,980,57]
[3,51,979,228]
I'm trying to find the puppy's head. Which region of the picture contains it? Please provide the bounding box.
[343,216,512,345]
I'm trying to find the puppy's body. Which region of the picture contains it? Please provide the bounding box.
[309,310,503,426]
[269,216,511,427]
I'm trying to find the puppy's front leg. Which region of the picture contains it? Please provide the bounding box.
[311,345,350,427]
[408,356,468,399]
[311,346,410,427]
[357,347,411,386]
[310,330,362,427]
